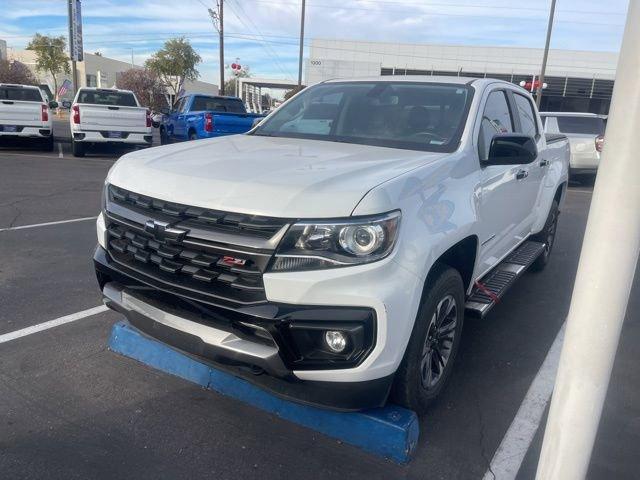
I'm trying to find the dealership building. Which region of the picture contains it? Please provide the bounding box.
[305,39,618,114]
[2,42,218,103]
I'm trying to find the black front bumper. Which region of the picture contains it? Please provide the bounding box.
[95,246,392,411]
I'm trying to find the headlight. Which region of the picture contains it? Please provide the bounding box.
[270,211,400,272]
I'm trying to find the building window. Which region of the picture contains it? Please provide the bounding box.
[86,74,97,87]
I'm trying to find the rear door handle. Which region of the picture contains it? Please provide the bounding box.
[539,158,550,167]
[516,169,529,180]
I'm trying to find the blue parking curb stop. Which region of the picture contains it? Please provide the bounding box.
[108,320,420,463]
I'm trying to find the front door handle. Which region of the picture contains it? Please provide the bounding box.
[516,169,529,180]
[539,158,550,167]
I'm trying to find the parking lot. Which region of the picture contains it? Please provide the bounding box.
[0,143,638,480]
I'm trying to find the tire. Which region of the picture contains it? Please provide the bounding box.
[530,200,559,272]
[188,130,197,141]
[72,139,85,157]
[42,136,54,152]
[160,127,169,145]
[391,265,465,414]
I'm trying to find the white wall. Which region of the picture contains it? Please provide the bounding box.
[306,38,618,85]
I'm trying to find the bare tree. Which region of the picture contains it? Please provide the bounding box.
[0,60,38,85]
[117,68,167,111]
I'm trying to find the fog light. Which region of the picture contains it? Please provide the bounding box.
[324,330,348,353]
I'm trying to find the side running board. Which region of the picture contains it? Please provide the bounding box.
[465,241,546,318]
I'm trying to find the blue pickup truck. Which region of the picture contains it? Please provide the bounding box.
[159,94,263,143]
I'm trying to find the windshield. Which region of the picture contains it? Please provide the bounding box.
[77,89,137,107]
[191,96,246,113]
[253,81,473,152]
[556,116,605,135]
[0,87,42,102]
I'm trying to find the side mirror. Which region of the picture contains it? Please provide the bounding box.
[486,134,537,165]
[160,107,170,115]
[49,101,59,109]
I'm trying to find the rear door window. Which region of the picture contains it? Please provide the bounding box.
[190,96,246,113]
[78,90,137,107]
[0,87,42,102]
[556,116,605,135]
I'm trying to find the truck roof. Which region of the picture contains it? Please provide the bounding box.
[78,87,135,95]
[540,112,606,118]
[179,93,242,100]
[320,76,523,89]
[0,83,40,89]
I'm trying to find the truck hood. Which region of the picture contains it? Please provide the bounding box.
[107,134,447,218]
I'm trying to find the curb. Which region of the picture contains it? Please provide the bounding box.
[108,320,419,463]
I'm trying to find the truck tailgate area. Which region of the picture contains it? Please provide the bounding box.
[78,104,147,132]
[0,101,43,127]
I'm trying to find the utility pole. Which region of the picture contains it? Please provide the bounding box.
[297,0,306,87]
[536,0,556,109]
[67,0,81,95]
[535,1,640,478]
[209,1,225,95]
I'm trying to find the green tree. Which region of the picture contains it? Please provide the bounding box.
[26,34,70,100]
[145,37,202,103]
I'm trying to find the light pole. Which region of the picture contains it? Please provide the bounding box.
[209,1,225,95]
[535,1,640,478]
[536,0,556,109]
[297,0,306,87]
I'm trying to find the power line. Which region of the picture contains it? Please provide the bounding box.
[224,0,295,80]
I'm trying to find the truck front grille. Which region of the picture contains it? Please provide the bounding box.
[104,186,289,306]
[109,185,288,239]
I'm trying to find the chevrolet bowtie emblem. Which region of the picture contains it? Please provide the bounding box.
[144,219,189,242]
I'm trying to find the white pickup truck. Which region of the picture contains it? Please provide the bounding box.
[70,87,152,157]
[541,112,606,180]
[0,83,56,151]
[94,77,569,412]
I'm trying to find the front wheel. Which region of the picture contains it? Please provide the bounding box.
[391,266,465,414]
[530,200,559,272]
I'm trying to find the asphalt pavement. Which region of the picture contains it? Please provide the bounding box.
[0,147,637,480]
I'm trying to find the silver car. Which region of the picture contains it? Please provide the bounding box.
[541,112,606,179]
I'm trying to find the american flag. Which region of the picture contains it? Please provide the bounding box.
[58,79,72,97]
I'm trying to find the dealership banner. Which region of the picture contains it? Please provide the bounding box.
[68,0,83,61]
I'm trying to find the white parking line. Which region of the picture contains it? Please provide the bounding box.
[58,142,63,158]
[0,216,97,232]
[483,323,566,480]
[0,305,109,345]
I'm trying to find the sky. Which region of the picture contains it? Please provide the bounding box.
[0,0,630,89]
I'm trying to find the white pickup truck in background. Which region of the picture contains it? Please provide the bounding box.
[541,112,606,180]
[95,77,570,413]
[70,87,153,157]
[0,83,56,151]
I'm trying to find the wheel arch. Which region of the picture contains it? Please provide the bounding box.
[422,235,479,297]
[554,181,566,206]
